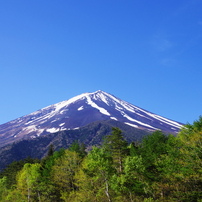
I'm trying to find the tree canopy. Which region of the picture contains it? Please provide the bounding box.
[0,117,202,201]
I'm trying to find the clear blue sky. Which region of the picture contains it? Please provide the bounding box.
[0,0,202,125]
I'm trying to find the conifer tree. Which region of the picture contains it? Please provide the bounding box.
[103,127,129,173]
[69,140,87,158]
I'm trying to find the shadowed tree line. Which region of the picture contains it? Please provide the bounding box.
[0,117,202,201]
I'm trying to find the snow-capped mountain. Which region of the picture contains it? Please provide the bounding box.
[0,90,183,147]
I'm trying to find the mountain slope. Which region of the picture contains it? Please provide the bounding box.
[0,90,183,148]
[0,120,149,171]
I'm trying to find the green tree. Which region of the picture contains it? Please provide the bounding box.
[103,127,129,173]
[175,117,202,201]
[129,142,139,157]
[47,144,54,157]
[16,163,41,202]
[151,134,183,200]
[69,140,87,158]
[51,150,81,200]
[75,147,115,202]
[139,131,169,180]
[2,189,24,202]
[135,131,176,200]
[0,176,8,201]
[110,155,147,202]
[0,157,40,188]
[150,118,202,201]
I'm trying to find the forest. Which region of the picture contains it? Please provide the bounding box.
[0,117,202,201]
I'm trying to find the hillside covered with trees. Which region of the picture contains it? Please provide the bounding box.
[0,117,202,201]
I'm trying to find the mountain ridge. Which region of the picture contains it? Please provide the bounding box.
[0,90,183,148]
[0,120,149,171]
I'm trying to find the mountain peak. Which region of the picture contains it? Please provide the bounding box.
[0,90,183,148]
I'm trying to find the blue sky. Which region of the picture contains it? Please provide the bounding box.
[0,0,202,125]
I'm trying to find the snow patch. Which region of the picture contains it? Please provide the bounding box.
[24,125,36,132]
[78,106,84,111]
[94,92,110,106]
[110,117,118,121]
[123,113,158,130]
[145,113,182,129]
[125,122,138,128]
[54,93,88,112]
[46,128,60,133]
[36,129,44,136]
[60,109,68,114]
[61,127,67,131]
[86,95,110,116]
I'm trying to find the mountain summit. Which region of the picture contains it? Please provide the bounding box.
[0,90,183,147]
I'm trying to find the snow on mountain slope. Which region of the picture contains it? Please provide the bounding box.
[0,90,183,147]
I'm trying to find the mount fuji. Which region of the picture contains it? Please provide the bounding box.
[0,90,183,148]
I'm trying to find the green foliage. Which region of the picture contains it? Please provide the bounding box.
[0,176,8,201]
[139,131,169,183]
[51,150,81,194]
[129,142,139,157]
[175,117,202,200]
[75,146,115,202]
[47,144,54,157]
[110,155,147,201]
[16,163,42,201]
[103,127,129,173]
[0,157,40,188]
[69,140,87,158]
[41,148,65,179]
[1,119,202,201]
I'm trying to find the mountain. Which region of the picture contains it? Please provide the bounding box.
[0,90,183,148]
[0,120,149,171]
